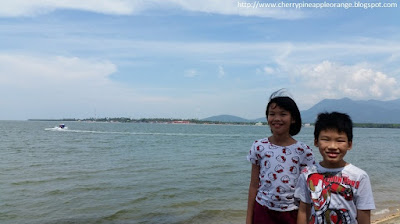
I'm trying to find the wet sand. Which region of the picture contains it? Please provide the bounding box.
[372,211,400,224]
[373,215,400,224]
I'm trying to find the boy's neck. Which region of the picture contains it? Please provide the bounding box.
[319,161,349,169]
[269,134,296,146]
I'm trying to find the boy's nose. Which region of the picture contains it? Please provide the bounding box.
[329,141,338,149]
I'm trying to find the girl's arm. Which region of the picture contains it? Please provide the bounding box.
[246,164,260,224]
[297,201,311,224]
[357,210,371,224]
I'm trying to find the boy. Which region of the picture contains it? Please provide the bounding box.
[295,112,375,224]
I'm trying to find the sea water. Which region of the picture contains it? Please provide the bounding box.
[0,121,399,224]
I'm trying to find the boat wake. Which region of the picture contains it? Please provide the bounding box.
[45,127,69,131]
[45,124,68,131]
[43,128,247,137]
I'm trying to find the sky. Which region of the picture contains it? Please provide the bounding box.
[0,0,399,120]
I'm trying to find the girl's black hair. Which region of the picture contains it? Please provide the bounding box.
[314,112,353,142]
[266,96,302,136]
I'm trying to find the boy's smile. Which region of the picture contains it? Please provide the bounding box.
[315,129,352,168]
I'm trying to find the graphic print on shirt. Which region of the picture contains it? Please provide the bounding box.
[248,139,315,211]
[307,172,358,224]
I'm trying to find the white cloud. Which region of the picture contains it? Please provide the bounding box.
[166,0,305,19]
[218,65,225,78]
[0,0,305,19]
[184,69,199,78]
[93,38,400,109]
[0,0,134,17]
[0,53,183,119]
[295,61,400,102]
[263,66,275,74]
[0,54,116,87]
[1,37,399,118]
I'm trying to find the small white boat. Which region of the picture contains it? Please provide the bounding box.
[45,124,68,131]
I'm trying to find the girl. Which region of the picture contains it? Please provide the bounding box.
[246,89,315,224]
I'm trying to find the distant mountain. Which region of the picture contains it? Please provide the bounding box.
[301,98,400,123]
[253,117,267,122]
[203,98,400,124]
[201,114,251,122]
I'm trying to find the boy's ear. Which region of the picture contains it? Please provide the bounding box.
[348,141,353,150]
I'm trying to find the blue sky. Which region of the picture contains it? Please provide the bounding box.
[0,0,399,120]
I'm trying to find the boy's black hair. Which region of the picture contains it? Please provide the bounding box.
[266,96,302,136]
[314,112,353,142]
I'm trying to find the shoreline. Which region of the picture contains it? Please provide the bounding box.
[372,207,400,224]
[372,213,400,224]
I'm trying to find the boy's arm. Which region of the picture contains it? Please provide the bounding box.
[297,201,311,224]
[246,164,260,224]
[357,210,371,224]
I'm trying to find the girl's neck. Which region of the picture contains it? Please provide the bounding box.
[268,134,296,146]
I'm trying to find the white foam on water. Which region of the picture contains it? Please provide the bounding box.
[44,126,68,131]
[44,128,245,137]
[374,208,390,215]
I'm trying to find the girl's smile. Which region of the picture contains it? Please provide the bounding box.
[267,103,294,136]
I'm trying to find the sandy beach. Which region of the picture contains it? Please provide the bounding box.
[373,214,400,224]
[372,208,400,224]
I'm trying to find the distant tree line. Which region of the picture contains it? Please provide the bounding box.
[81,117,263,125]
[353,123,400,128]
[29,117,400,128]
[307,123,400,128]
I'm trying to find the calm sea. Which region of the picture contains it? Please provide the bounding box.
[0,121,399,224]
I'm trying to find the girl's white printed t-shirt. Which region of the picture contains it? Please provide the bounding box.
[247,138,315,211]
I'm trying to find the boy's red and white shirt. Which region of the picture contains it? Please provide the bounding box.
[295,163,375,224]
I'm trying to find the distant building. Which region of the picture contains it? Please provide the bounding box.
[172,120,190,124]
